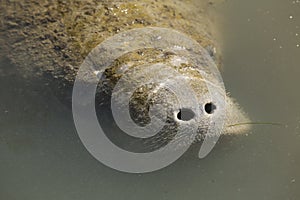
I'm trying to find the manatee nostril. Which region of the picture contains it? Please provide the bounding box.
[177,108,195,121]
[204,102,216,114]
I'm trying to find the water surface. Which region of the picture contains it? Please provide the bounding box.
[1,1,300,199]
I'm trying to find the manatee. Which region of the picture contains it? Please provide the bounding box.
[0,0,250,150]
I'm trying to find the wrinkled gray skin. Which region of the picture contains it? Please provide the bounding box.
[0,0,250,149]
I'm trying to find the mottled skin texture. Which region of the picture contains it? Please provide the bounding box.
[0,0,217,80]
[0,0,250,144]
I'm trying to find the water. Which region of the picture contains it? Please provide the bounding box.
[1,0,300,199]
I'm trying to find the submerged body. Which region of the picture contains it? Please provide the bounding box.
[0,0,250,143]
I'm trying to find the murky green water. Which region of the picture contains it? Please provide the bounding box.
[1,0,300,199]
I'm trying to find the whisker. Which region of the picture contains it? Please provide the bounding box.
[228,122,284,128]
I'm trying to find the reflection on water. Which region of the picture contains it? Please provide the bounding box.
[0,0,300,199]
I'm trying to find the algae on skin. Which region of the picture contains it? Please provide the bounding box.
[0,0,218,86]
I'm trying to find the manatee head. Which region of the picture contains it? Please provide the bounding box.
[95,48,250,151]
[75,27,251,151]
